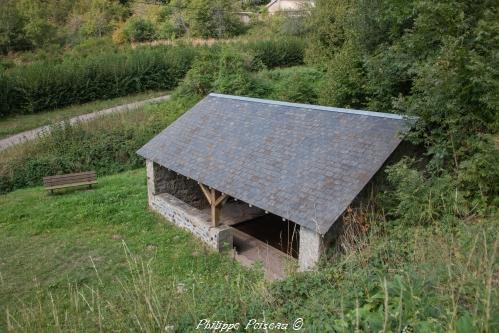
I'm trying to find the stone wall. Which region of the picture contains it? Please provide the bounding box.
[148,160,208,209]
[146,159,232,252]
[151,192,233,251]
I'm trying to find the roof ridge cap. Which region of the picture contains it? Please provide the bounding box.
[208,93,405,120]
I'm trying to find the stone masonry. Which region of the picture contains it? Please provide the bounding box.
[146,160,233,251]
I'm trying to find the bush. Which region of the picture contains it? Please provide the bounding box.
[175,46,271,98]
[458,135,499,209]
[259,66,324,104]
[0,45,196,117]
[244,37,305,68]
[122,17,156,43]
[385,159,469,226]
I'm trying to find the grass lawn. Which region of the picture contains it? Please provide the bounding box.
[0,91,168,139]
[0,168,268,332]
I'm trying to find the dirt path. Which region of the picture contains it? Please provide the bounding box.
[0,95,170,152]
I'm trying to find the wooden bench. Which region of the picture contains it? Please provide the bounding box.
[43,171,97,193]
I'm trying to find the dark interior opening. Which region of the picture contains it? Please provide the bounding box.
[233,214,300,258]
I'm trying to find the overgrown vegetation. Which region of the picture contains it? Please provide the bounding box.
[307,0,498,217]
[0,96,197,193]
[0,37,304,117]
[0,90,166,139]
[0,170,496,332]
[0,0,266,56]
[0,0,497,331]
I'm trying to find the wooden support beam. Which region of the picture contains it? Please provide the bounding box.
[211,188,220,226]
[199,183,212,205]
[214,193,228,206]
[199,184,228,227]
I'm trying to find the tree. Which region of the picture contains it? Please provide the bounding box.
[0,0,30,53]
[307,0,499,208]
[187,0,243,38]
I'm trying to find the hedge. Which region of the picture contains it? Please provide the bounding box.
[0,38,306,118]
[0,46,197,117]
[244,37,305,69]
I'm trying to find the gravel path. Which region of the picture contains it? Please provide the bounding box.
[0,95,170,152]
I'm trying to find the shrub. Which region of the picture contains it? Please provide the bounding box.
[259,66,324,104]
[385,159,469,226]
[175,46,270,98]
[458,135,499,209]
[122,17,156,43]
[0,45,196,117]
[244,37,305,68]
[185,0,245,38]
[174,47,222,97]
[214,48,269,97]
[318,41,367,109]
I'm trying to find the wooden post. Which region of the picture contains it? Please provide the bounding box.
[211,188,220,227]
[200,184,227,227]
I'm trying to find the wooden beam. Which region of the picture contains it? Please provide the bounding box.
[199,183,212,205]
[200,183,229,227]
[214,193,228,206]
[211,188,220,227]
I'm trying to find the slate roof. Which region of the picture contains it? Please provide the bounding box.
[137,94,410,234]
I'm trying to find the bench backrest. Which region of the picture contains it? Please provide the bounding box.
[43,171,97,188]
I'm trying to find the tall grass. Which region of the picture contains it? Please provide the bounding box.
[0,96,198,193]
[4,218,496,332]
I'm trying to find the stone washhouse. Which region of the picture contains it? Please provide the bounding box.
[137,94,409,279]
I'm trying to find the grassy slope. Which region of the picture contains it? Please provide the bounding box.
[0,169,268,332]
[0,91,167,139]
[0,170,497,332]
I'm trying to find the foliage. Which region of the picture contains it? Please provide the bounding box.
[168,0,245,38]
[213,48,268,96]
[258,66,324,104]
[0,96,197,194]
[122,17,156,42]
[271,218,498,332]
[458,135,499,210]
[385,159,469,226]
[0,0,31,53]
[245,37,305,69]
[77,0,127,39]
[0,0,130,54]
[307,0,499,215]
[176,39,306,98]
[175,46,268,98]
[173,48,222,97]
[0,45,196,117]
[318,41,366,108]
